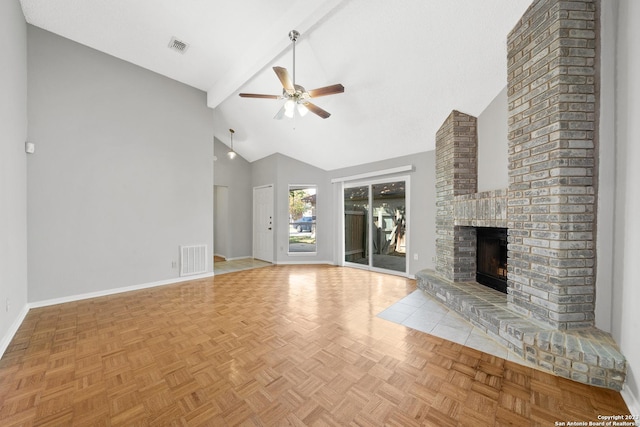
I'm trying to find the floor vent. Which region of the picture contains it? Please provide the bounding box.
[180,244,207,276]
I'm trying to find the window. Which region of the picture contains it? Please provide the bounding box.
[289,185,316,253]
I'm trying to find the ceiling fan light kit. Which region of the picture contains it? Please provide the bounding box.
[239,30,344,120]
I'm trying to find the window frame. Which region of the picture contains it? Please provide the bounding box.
[287,184,317,256]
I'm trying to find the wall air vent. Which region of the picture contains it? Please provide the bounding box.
[168,37,189,54]
[180,244,207,276]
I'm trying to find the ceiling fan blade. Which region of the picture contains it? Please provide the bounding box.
[308,84,345,98]
[274,104,286,120]
[273,67,295,94]
[304,102,331,119]
[239,93,280,99]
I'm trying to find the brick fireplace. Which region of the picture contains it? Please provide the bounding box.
[417,0,626,390]
[475,227,508,293]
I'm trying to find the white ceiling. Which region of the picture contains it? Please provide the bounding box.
[20,0,534,171]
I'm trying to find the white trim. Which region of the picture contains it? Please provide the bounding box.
[225,256,253,261]
[276,260,333,266]
[621,387,640,423]
[288,183,318,256]
[337,181,345,266]
[369,265,411,279]
[330,165,414,184]
[253,184,274,190]
[405,177,411,275]
[0,304,30,358]
[28,273,214,309]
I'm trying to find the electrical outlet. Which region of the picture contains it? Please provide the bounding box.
[432,256,436,263]
[171,261,177,269]
[5,298,10,312]
[413,253,419,260]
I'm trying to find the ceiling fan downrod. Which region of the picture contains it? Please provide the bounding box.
[238,28,343,120]
[289,30,300,86]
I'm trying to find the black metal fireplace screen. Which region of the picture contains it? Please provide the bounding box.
[476,227,508,293]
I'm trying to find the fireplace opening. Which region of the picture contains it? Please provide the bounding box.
[476,227,508,293]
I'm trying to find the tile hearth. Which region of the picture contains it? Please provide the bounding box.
[416,270,625,391]
[378,289,532,367]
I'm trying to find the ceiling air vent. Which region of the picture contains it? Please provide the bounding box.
[168,36,189,54]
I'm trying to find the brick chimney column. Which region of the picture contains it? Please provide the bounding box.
[507,0,597,329]
[435,111,478,282]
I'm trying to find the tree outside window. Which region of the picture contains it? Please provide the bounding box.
[289,185,316,253]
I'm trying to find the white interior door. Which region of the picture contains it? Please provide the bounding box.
[253,185,274,262]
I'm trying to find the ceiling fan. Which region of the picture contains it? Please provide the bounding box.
[239,30,344,119]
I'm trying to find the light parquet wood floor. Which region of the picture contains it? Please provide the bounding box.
[0,265,630,426]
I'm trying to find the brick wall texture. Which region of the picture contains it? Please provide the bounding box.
[435,111,477,282]
[423,0,625,390]
[506,0,597,330]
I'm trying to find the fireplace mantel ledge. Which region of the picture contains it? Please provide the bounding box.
[416,269,626,391]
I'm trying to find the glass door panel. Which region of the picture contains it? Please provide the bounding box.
[344,186,369,266]
[343,179,408,275]
[371,181,406,272]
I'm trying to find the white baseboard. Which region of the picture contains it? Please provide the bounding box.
[621,386,640,422]
[276,260,333,266]
[0,304,30,358]
[214,255,255,261]
[29,272,215,309]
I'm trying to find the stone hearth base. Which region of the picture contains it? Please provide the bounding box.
[416,269,626,391]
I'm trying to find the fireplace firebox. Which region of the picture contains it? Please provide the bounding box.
[475,227,508,293]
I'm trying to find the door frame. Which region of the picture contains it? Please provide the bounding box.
[214,185,230,259]
[341,175,410,277]
[253,184,274,263]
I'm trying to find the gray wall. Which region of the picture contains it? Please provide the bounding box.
[596,0,617,333]
[27,26,214,302]
[249,150,435,276]
[0,0,29,350]
[213,137,252,259]
[477,86,509,192]
[329,151,436,277]
[251,154,278,190]
[276,155,332,264]
[610,0,640,411]
[252,153,332,264]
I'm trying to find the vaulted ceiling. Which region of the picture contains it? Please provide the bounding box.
[19,0,534,170]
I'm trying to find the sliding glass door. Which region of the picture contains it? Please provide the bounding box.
[344,178,408,275]
[344,185,369,267]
